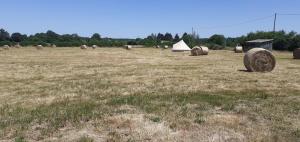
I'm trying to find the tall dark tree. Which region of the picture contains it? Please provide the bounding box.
[91,33,101,40]
[208,34,225,46]
[174,34,180,42]
[146,33,156,40]
[46,30,59,38]
[164,33,173,41]
[11,33,27,42]
[182,33,200,48]
[0,29,10,41]
[182,33,188,39]
[45,30,59,43]
[157,33,164,41]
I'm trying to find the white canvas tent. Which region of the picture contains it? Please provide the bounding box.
[172,40,191,52]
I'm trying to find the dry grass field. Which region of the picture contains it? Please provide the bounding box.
[0,47,300,142]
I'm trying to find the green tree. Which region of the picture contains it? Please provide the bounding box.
[182,33,200,48]
[174,34,180,42]
[164,33,173,41]
[0,29,10,41]
[91,33,101,40]
[11,33,27,42]
[208,34,225,46]
[157,33,164,41]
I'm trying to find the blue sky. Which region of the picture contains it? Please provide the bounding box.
[1,0,300,38]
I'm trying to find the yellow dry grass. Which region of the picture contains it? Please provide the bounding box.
[0,47,299,141]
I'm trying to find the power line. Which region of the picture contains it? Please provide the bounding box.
[273,13,300,32]
[277,13,300,16]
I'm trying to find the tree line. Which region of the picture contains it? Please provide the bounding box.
[140,31,300,51]
[0,29,127,47]
[1,28,299,51]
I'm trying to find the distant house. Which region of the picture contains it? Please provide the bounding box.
[243,39,273,52]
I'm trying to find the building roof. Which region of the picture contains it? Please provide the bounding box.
[246,39,274,43]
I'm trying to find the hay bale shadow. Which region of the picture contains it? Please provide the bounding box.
[238,69,252,72]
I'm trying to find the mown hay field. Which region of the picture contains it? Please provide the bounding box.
[0,47,300,142]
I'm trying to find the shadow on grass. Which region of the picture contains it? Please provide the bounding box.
[238,69,252,72]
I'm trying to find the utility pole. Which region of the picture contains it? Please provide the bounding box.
[273,13,277,32]
[192,27,194,37]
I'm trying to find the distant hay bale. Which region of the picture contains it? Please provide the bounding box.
[92,45,98,49]
[125,45,132,50]
[36,45,43,50]
[51,44,56,48]
[191,46,209,56]
[15,43,22,48]
[3,45,10,50]
[293,48,300,59]
[81,45,88,49]
[235,46,243,53]
[156,45,160,48]
[164,45,169,49]
[191,46,202,56]
[244,48,276,72]
[200,46,209,55]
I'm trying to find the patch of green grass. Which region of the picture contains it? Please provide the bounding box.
[107,90,272,113]
[77,136,94,142]
[14,137,26,142]
[148,116,161,123]
[293,129,300,138]
[1,90,299,140]
[0,99,109,137]
[194,113,205,124]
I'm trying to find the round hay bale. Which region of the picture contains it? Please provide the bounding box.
[191,46,202,56]
[51,44,56,48]
[81,45,88,49]
[125,45,132,50]
[244,48,276,72]
[46,43,51,47]
[293,48,300,59]
[15,43,22,48]
[3,45,10,50]
[191,46,209,56]
[156,45,160,48]
[92,45,98,49]
[235,46,243,53]
[36,45,43,50]
[164,45,169,49]
[200,46,209,55]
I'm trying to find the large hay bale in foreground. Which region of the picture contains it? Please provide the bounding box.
[191,46,209,56]
[293,48,300,59]
[244,48,276,72]
[3,45,10,50]
[81,45,88,49]
[36,45,43,50]
[235,46,243,53]
[92,45,98,49]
